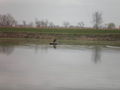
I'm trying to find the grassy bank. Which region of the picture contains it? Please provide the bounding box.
[0,27,120,46]
[0,38,120,46]
[0,27,120,40]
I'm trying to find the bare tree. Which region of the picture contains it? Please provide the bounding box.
[22,20,27,26]
[14,20,18,27]
[0,14,16,27]
[92,11,103,29]
[35,20,41,27]
[49,22,55,28]
[78,22,84,28]
[107,23,116,29]
[40,19,48,27]
[63,21,70,28]
[35,19,48,28]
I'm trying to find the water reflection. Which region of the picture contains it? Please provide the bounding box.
[0,45,14,55]
[29,45,49,54]
[92,46,101,64]
[53,45,57,49]
[33,44,57,53]
[0,45,120,90]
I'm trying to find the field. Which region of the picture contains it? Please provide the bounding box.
[0,27,120,35]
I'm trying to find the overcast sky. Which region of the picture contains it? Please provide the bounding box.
[0,0,120,27]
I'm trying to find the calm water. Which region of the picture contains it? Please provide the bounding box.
[0,45,120,90]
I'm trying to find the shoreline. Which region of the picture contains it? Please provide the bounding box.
[0,38,120,46]
[0,32,120,41]
[0,27,120,46]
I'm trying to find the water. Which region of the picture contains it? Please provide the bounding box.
[0,45,120,90]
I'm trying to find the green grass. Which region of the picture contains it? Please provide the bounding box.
[0,27,120,35]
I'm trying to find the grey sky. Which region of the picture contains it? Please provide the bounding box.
[0,0,120,27]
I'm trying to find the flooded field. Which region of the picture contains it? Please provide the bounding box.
[0,45,120,90]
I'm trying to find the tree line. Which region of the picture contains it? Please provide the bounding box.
[0,12,118,29]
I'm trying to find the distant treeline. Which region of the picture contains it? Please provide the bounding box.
[0,12,120,29]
